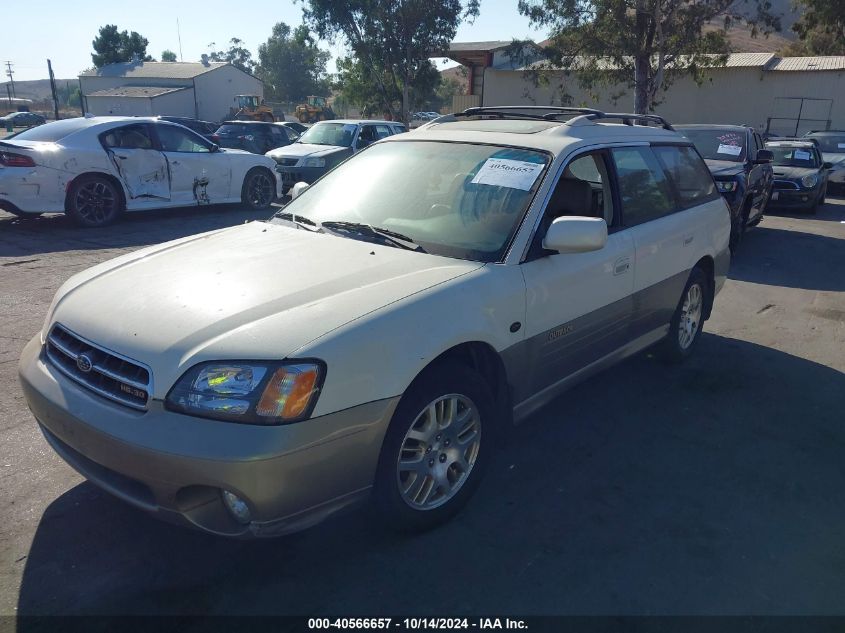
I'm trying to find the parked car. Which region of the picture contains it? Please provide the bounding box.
[0,116,281,226]
[19,106,729,538]
[1,111,46,128]
[267,119,406,192]
[676,124,773,251]
[276,121,308,136]
[764,140,830,214]
[155,116,218,141]
[803,130,845,193]
[211,121,299,155]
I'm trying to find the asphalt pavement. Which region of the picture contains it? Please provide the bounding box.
[1,200,844,620]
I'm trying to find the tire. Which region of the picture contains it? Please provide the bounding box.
[728,199,749,253]
[241,168,276,210]
[660,267,709,363]
[374,362,496,532]
[66,175,124,228]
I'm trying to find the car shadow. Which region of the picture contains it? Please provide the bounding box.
[15,334,845,618]
[0,204,282,259]
[730,223,845,292]
[763,197,845,223]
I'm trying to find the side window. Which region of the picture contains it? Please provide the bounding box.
[610,147,675,226]
[101,124,154,150]
[358,126,377,144]
[375,125,392,139]
[156,125,211,153]
[652,145,718,209]
[546,152,615,225]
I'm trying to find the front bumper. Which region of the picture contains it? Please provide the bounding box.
[274,165,327,189]
[767,187,820,209]
[18,335,399,538]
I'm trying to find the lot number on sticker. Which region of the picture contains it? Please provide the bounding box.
[471,158,544,191]
[794,150,811,160]
[838,143,845,149]
[717,144,743,156]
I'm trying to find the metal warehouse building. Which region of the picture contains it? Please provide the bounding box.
[448,43,845,135]
[79,60,263,123]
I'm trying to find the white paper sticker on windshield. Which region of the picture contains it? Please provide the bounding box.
[717,144,743,156]
[471,158,544,190]
[794,150,811,160]
[838,143,845,149]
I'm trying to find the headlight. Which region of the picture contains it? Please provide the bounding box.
[716,180,738,193]
[302,157,326,168]
[165,361,325,424]
[801,174,819,188]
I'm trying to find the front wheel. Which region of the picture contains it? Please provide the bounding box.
[66,175,123,228]
[374,363,495,532]
[241,168,276,210]
[660,267,709,363]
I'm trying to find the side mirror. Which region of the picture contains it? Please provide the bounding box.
[823,162,833,170]
[754,149,774,164]
[543,216,608,254]
[290,181,310,200]
[210,143,219,153]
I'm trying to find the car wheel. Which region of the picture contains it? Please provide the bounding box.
[241,168,276,210]
[728,200,748,253]
[374,363,496,532]
[66,175,124,228]
[660,267,709,363]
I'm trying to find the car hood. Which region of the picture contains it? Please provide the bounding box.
[821,152,845,166]
[47,222,481,398]
[266,143,347,160]
[772,166,815,180]
[703,159,744,178]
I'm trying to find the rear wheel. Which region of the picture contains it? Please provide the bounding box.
[241,168,276,210]
[660,267,709,363]
[66,175,123,228]
[374,363,495,532]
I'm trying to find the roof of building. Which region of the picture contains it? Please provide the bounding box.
[80,61,231,79]
[767,56,845,71]
[85,86,191,98]
[449,41,513,53]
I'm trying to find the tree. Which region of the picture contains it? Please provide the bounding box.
[785,0,845,55]
[516,0,780,114]
[335,55,441,117]
[161,49,178,62]
[301,0,480,123]
[256,23,331,102]
[208,38,256,74]
[91,24,153,67]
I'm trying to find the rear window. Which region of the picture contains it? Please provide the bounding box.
[11,117,98,142]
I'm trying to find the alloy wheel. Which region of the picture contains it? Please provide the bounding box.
[75,181,117,225]
[678,283,703,350]
[247,171,274,208]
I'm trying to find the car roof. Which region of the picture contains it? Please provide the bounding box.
[805,130,845,135]
[675,124,751,131]
[219,120,276,126]
[314,119,399,126]
[766,140,816,147]
[383,114,685,156]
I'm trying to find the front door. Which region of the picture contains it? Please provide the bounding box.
[519,151,634,400]
[155,123,231,204]
[101,123,170,202]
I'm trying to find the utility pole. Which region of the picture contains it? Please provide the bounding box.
[5,84,11,109]
[47,59,60,121]
[4,61,15,98]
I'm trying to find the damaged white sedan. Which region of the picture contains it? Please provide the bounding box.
[0,116,282,227]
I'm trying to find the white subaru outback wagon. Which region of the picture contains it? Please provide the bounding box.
[19,106,731,537]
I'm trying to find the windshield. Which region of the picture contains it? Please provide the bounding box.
[805,134,845,154]
[297,122,357,147]
[767,146,819,168]
[275,141,549,262]
[679,129,747,162]
[10,117,96,142]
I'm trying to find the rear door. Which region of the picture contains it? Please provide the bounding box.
[154,123,231,204]
[100,123,170,202]
[519,150,634,400]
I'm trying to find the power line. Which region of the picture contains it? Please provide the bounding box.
[4,61,15,99]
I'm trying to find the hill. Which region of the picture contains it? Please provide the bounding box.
[4,78,78,102]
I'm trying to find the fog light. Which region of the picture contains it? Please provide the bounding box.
[221,489,252,524]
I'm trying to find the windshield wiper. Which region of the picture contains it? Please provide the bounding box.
[272,212,322,232]
[320,221,425,252]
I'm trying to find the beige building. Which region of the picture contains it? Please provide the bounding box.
[448,44,845,135]
[80,61,263,122]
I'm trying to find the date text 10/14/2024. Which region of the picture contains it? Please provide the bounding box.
[308,618,529,630]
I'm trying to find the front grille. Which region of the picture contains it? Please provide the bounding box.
[45,324,152,411]
[773,180,800,190]
[276,158,299,167]
[280,171,303,183]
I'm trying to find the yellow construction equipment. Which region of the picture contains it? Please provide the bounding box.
[295,96,335,124]
[232,95,276,122]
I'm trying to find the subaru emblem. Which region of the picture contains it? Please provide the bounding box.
[76,354,93,373]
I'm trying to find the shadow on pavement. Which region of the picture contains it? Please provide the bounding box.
[16,334,845,618]
[0,205,281,258]
[730,224,845,292]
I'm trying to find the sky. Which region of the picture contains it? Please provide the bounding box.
[4,0,549,82]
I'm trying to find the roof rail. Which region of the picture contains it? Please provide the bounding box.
[570,112,675,131]
[448,105,674,130]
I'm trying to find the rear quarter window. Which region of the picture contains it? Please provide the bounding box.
[652,145,719,209]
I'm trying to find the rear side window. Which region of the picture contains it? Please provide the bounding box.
[611,147,675,226]
[653,145,718,209]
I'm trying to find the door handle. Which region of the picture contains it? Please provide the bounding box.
[613,258,631,275]
[115,155,129,160]
[684,235,694,246]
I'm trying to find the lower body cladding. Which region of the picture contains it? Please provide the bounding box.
[18,336,400,538]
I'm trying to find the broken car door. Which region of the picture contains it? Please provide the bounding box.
[101,123,170,201]
[154,123,231,205]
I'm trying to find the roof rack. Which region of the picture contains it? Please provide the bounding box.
[449,106,674,130]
